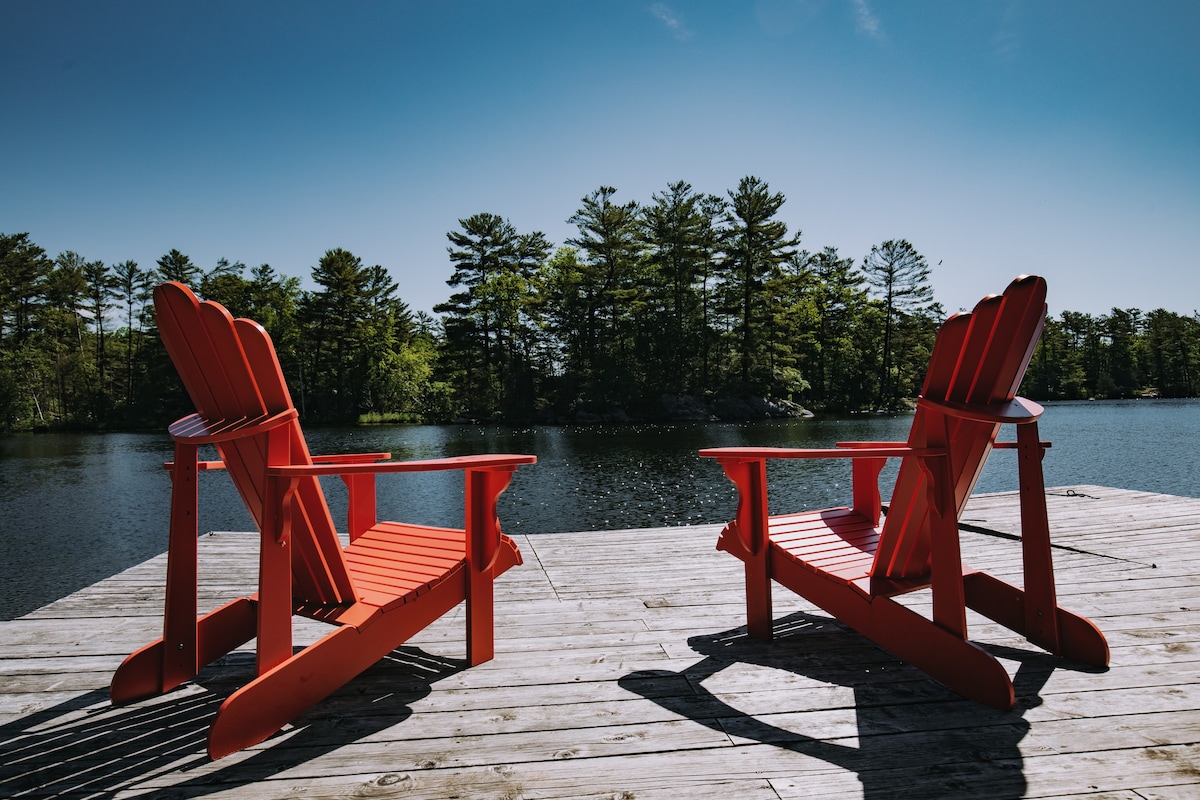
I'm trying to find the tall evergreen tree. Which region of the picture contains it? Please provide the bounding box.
[505,231,553,415]
[0,234,54,426]
[641,180,712,393]
[435,213,548,418]
[696,193,728,389]
[1027,316,1085,400]
[807,246,871,408]
[437,213,518,415]
[112,259,152,412]
[82,258,118,421]
[0,233,52,347]
[566,187,642,404]
[532,245,588,408]
[1142,309,1199,397]
[245,264,301,339]
[303,248,374,419]
[46,251,88,353]
[1060,310,1103,398]
[720,176,799,392]
[155,249,200,285]
[199,258,249,312]
[44,253,91,421]
[1101,307,1143,397]
[861,239,936,409]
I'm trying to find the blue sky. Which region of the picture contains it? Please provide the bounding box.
[3,1,1197,318]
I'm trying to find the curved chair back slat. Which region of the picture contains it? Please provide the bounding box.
[155,282,356,603]
[873,275,1047,579]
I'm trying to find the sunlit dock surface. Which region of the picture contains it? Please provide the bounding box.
[2,485,1198,799]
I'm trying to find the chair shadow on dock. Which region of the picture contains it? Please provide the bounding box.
[619,611,1104,800]
[0,645,464,799]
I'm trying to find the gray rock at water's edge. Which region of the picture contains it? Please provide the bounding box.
[656,393,715,421]
[709,395,811,420]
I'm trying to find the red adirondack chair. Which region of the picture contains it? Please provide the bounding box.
[110,282,535,758]
[700,275,1108,709]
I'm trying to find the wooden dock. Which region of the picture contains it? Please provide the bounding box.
[2,485,1198,799]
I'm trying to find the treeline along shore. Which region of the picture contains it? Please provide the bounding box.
[3,177,1198,432]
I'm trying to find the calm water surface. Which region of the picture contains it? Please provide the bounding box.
[2,398,1197,619]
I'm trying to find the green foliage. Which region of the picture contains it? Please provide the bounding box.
[560,186,644,409]
[1024,306,1200,401]
[860,239,940,410]
[3,188,1194,432]
[720,176,800,393]
[639,181,723,394]
[434,213,552,421]
[156,249,199,285]
[297,248,427,421]
[805,247,874,409]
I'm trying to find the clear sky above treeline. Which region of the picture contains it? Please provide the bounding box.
[3,1,1197,317]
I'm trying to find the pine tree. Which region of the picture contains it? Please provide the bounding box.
[155,249,200,285]
[861,239,936,409]
[807,246,870,408]
[641,180,713,393]
[565,187,642,405]
[436,213,548,418]
[720,176,799,392]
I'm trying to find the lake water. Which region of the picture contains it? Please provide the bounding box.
[2,398,1197,620]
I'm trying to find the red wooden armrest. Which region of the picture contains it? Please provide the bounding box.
[918,397,1051,450]
[269,453,536,478]
[917,395,1043,424]
[163,412,300,472]
[163,459,228,472]
[701,446,949,550]
[167,410,299,444]
[267,453,536,551]
[311,452,392,464]
[699,446,944,461]
[165,454,397,473]
[836,441,908,448]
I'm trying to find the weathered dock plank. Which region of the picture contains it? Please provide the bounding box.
[2,485,1199,799]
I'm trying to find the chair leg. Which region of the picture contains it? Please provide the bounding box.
[769,556,1014,708]
[111,597,257,704]
[964,572,1109,666]
[720,459,773,641]
[869,594,1015,710]
[466,566,495,666]
[961,423,1108,667]
[206,575,462,759]
[110,640,168,705]
[745,552,773,640]
[161,442,200,692]
[1015,422,1063,649]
